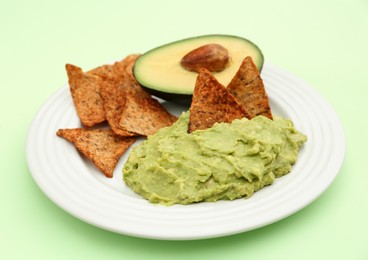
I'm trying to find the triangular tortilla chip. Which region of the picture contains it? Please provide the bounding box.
[118,94,178,136]
[56,128,135,178]
[226,56,273,119]
[117,56,178,136]
[95,55,155,136]
[65,64,106,127]
[188,68,248,133]
[99,80,137,137]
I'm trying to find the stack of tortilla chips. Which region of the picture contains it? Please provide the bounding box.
[57,55,177,177]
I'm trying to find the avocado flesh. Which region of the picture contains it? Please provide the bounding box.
[134,35,264,105]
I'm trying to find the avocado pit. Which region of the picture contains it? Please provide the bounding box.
[180,43,229,73]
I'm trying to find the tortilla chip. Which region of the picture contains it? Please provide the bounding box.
[96,55,151,137]
[99,80,137,137]
[115,55,178,136]
[87,63,115,81]
[65,64,106,127]
[56,128,135,178]
[188,68,248,133]
[118,94,178,136]
[226,56,273,119]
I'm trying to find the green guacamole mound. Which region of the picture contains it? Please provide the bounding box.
[123,112,307,206]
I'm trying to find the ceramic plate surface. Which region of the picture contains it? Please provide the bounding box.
[26,63,345,240]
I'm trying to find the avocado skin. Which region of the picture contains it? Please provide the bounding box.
[141,85,192,106]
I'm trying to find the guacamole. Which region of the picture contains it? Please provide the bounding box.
[123,112,307,206]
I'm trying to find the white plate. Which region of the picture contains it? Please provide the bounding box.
[26,63,345,240]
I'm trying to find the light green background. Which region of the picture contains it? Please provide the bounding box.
[1,0,367,259]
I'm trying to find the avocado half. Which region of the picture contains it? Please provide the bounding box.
[133,34,264,105]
